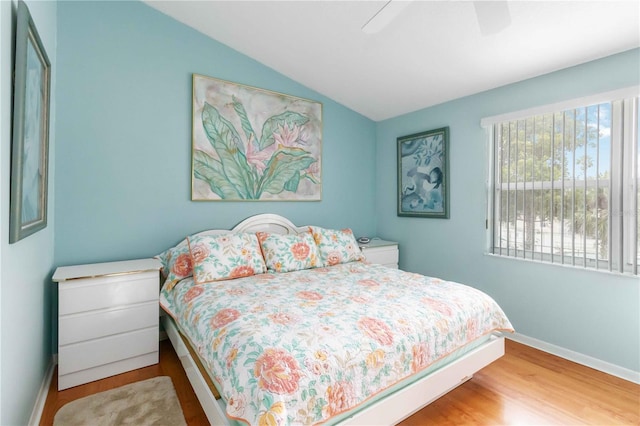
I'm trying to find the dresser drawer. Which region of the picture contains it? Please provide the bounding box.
[59,271,158,315]
[59,301,158,346]
[58,327,158,376]
[58,353,159,391]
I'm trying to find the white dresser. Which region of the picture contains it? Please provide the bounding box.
[359,239,399,269]
[53,258,162,390]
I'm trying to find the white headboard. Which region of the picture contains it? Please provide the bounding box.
[193,214,308,238]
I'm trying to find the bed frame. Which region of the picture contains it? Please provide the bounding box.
[161,213,506,425]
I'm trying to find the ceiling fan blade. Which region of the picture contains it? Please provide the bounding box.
[362,0,415,34]
[474,1,512,36]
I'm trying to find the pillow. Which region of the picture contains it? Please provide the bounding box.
[155,238,193,292]
[256,231,320,273]
[188,233,267,284]
[309,226,365,266]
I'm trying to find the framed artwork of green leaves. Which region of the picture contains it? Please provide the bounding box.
[192,74,322,201]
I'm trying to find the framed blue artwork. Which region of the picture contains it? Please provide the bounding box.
[398,127,449,218]
[10,0,51,243]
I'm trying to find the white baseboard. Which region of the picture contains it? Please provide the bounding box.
[28,356,55,426]
[508,332,640,385]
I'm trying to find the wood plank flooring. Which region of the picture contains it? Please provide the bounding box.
[400,339,639,425]
[40,339,209,425]
[40,339,639,425]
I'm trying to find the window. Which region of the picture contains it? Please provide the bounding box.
[484,88,639,275]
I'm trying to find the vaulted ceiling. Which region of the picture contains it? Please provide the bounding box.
[145,1,640,121]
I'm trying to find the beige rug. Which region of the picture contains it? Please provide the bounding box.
[53,376,187,426]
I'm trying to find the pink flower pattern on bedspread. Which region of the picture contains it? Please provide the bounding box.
[160,262,513,425]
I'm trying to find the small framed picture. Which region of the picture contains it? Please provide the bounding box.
[397,127,449,218]
[9,0,51,243]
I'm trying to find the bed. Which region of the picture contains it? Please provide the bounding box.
[158,214,513,425]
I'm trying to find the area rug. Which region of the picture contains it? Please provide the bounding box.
[53,376,187,426]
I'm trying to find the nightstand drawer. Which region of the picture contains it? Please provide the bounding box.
[59,271,158,315]
[59,301,158,346]
[58,327,158,375]
[360,240,399,268]
[365,247,399,266]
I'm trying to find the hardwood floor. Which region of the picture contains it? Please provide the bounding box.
[40,339,209,426]
[400,340,639,425]
[40,339,639,425]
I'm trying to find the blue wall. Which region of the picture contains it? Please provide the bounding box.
[0,1,57,424]
[375,48,640,372]
[54,1,377,267]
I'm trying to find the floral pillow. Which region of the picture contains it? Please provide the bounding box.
[309,226,365,267]
[187,233,267,284]
[256,231,320,273]
[155,238,193,292]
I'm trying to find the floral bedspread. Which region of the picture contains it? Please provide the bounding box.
[160,262,513,425]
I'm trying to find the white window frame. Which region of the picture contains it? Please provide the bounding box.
[482,86,639,276]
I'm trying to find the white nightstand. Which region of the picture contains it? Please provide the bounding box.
[359,239,399,269]
[53,258,162,390]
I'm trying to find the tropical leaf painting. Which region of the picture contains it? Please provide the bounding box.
[192,74,322,201]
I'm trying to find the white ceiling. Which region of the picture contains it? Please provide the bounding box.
[145,1,640,121]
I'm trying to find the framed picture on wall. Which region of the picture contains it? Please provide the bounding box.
[191,74,322,201]
[9,0,51,243]
[397,127,449,218]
